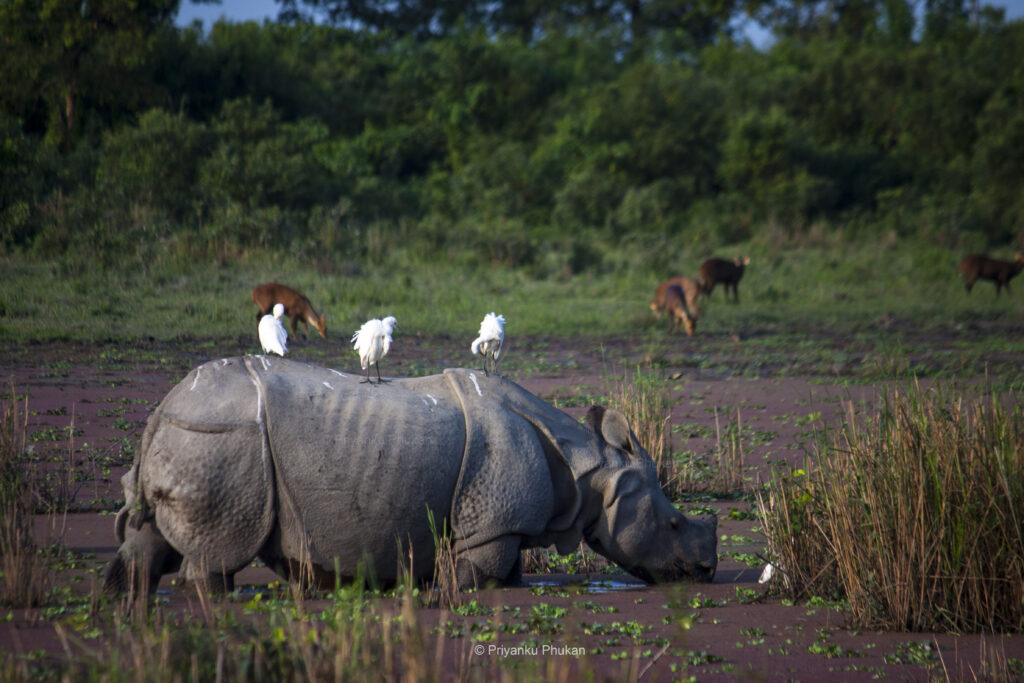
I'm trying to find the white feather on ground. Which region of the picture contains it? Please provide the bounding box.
[471,312,505,374]
[258,303,288,356]
[351,316,398,383]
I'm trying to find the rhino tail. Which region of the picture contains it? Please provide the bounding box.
[115,399,166,541]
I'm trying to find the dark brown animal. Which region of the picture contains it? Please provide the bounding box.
[650,276,702,322]
[664,284,697,336]
[698,256,750,302]
[251,283,327,338]
[957,252,1024,296]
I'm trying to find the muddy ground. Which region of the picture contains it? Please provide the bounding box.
[2,331,1023,680]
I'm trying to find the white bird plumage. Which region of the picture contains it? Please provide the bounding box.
[351,316,398,384]
[471,312,505,375]
[258,303,288,356]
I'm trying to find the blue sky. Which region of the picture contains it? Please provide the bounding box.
[175,0,1024,36]
[176,0,280,27]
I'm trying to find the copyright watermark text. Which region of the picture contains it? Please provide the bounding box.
[472,643,586,658]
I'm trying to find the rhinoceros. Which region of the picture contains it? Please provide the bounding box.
[103,356,717,593]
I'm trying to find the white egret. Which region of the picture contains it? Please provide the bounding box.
[351,316,398,384]
[258,303,288,356]
[470,312,505,375]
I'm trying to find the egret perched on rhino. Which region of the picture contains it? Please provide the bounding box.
[103,357,717,594]
[258,303,288,356]
[352,316,398,384]
[471,312,505,375]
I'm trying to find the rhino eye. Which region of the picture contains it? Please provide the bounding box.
[669,517,679,530]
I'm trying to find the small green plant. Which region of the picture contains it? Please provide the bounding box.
[521,542,602,575]
[884,640,938,666]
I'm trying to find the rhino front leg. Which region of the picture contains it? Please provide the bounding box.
[103,521,182,595]
[179,558,236,594]
[455,535,523,590]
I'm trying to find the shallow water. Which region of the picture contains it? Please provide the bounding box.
[524,578,645,593]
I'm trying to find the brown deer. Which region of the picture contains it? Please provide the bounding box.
[251,283,327,338]
[957,252,1024,297]
[698,256,750,302]
[650,276,702,330]
[663,284,697,336]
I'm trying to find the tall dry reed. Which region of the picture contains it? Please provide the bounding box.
[425,506,462,610]
[0,385,53,608]
[607,367,674,493]
[607,369,748,496]
[712,407,747,494]
[760,383,1024,632]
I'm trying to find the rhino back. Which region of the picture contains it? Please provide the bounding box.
[249,358,467,581]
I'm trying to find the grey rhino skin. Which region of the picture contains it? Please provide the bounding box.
[103,356,717,593]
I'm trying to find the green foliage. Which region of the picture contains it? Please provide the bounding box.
[0,0,178,149]
[0,112,40,252]
[2,10,1024,269]
[0,4,1022,286]
[97,108,209,221]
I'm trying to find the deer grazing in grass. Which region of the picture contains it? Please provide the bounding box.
[650,276,702,336]
[957,252,1024,297]
[251,283,327,338]
[663,284,697,336]
[698,256,750,303]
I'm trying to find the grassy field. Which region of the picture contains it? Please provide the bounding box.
[2,238,1023,346]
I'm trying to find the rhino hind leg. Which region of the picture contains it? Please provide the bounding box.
[103,521,182,595]
[455,535,523,590]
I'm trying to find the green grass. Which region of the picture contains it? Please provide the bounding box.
[3,237,1024,347]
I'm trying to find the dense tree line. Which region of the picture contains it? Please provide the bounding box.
[1,0,1022,273]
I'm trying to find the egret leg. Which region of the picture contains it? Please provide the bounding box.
[361,366,372,384]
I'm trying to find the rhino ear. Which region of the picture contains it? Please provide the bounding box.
[600,408,634,454]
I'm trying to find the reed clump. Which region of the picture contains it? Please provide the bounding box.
[0,385,53,608]
[760,383,1024,633]
[607,367,673,493]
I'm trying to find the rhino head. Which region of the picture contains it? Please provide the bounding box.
[581,406,717,583]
